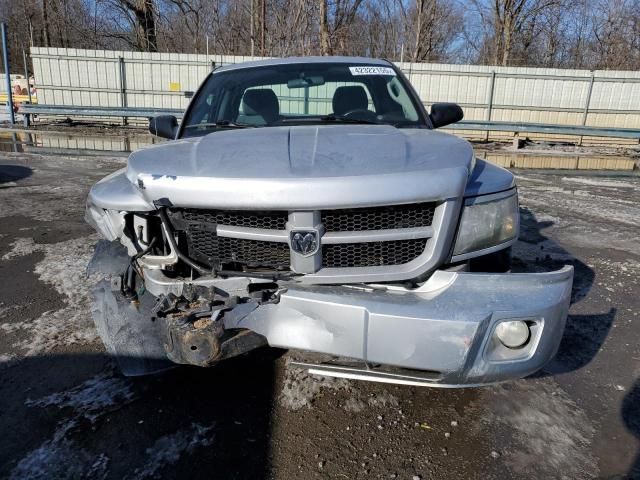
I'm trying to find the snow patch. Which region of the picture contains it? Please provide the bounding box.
[26,371,135,423]
[518,180,640,229]
[0,235,104,356]
[13,371,135,480]
[128,423,215,480]
[343,397,366,412]
[367,391,400,408]
[0,352,15,363]
[343,390,400,412]
[2,237,37,260]
[533,213,561,225]
[279,365,351,410]
[562,176,638,189]
[9,430,109,480]
[483,379,597,478]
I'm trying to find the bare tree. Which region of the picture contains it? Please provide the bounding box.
[319,0,330,54]
[105,0,158,51]
[503,0,566,66]
[405,0,463,62]
[2,0,640,72]
[41,0,51,47]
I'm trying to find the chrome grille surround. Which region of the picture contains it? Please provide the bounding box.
[167,199,460,283]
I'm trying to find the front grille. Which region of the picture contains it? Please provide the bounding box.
[168,203,435,274]
[187,231,290,269]
[321,203,436,232]
[322,239,427,268]
[181,208,288,230]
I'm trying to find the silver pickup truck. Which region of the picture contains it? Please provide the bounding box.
[86,57,573,387]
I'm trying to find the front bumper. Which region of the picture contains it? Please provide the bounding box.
[91,240,572,386]
[224,266,573,387]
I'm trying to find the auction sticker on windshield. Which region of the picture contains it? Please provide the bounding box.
[349,66,396,76]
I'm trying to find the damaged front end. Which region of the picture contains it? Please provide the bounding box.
[86,171,307,375]
[88,237,287,376]
[86,168,572,387]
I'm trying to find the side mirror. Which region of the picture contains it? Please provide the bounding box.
[149,115,178,139]
[429,103,464,128]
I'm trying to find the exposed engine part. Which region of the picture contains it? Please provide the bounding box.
[158,206,302,281]
[120,236,158,300]
[89,239,281,374]
[149,279,282,367]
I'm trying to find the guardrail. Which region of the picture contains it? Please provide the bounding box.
[12,104,640,143]
[450,120,640,140]
[18,104,183,127]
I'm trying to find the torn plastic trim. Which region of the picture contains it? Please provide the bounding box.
[85,202,126,242]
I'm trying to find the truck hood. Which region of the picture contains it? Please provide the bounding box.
[127,125,474,210]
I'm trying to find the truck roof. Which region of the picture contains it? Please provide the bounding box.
[215,56,393,73]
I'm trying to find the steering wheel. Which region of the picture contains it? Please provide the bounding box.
[340,109,378,121]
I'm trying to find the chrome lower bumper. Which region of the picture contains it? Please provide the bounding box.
[223,266,573,386]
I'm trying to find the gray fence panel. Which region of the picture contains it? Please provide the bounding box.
[29,47,640,129]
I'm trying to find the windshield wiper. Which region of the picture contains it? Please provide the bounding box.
[319,114,379,125]
[183,120,256,130]
[280,115,380,125]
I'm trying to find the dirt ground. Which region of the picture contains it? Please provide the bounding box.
[0,150,639,480]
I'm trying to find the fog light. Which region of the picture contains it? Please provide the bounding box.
[495,321,530,349]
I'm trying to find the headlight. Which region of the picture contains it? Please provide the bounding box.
[453,191,519,257]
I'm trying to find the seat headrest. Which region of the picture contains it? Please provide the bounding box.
[241,89,280,124]
[332,86,369,116]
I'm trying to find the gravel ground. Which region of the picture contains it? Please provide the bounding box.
[0,151,638,480]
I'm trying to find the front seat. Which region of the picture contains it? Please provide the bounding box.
[332,86,369,116]
[241,89,280,125]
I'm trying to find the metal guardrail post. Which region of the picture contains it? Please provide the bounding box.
[23,49,32,104]
[582,74,595,126]
[485,71,496,142]
[579,74,595,145]
[1,23,15,125]
[118,56,128,125]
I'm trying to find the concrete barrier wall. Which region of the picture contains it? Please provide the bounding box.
[30,47,640,128]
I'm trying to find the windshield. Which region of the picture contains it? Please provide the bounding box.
[180,62,426,137]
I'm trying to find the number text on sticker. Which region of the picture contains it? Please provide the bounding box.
[349,66,396,76]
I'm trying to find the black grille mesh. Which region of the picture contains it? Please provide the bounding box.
[321,203,436,232]
[322,239,427,268]
[181,208,288,230]
[170,205,433,271]
[188,231,290,268]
